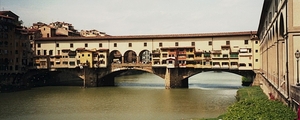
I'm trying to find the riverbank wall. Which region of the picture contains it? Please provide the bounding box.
[255,72,300,111]
[0,70,60,93]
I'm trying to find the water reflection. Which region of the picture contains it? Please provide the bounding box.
[115,71,243,89]
[189,71,242,89]
[0,71,242,120]
[115,72,165,87]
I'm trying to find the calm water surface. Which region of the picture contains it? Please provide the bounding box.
[0,71,242,120]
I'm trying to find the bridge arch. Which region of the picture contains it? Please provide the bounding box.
[98,69,164,87]
[124,50,137,63]
[185,69,255,86]
[139,49,151,64]
[109,50,122,63]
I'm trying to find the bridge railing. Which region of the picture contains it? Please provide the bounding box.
[111,63,152,67]
[111,63,153,71]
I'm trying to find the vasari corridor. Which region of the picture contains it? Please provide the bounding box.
[1,0,300,119]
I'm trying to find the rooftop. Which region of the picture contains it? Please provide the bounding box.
[35,31,257,41]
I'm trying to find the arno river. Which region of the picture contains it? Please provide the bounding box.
[0,71,242,120]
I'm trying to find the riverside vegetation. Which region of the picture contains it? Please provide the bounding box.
[200,86,297,120]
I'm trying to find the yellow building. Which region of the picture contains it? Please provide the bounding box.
[76,48,94,68]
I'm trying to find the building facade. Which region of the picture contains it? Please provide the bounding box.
[34,31,260,71]
[31,21,80,38]
[257,0,300,105]
[0,11,32,74]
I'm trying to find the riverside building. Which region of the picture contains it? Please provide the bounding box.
[257,0,300,107]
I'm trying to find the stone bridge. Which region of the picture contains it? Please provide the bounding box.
[51,63,255,89]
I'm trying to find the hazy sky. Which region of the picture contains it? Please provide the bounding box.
[1,0,264,35]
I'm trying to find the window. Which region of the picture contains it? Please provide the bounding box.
[226,41,230,45]
[114,43,117,47]
[37,43,41,48]
[99,43,102,47]
[249,49,252,53]
[230,53,238,58]
[43,50,47,55]
[57,50,60,55]
[255,50,258,53]
[144,42,147,47]
[204,53,210,57]
[56,43,59,47]
[69,61,75,66]
[191,42,195,46]
[249,63,252,67]
[85,43,88,47]
[256,59,258,62]
[37,50,40,55]
[129,43,132,47]
[47,33,49,38]
[162,54,167,57]
[175,42,178,46]
[15,65,18,71]
[15,50,18,54]
[208,41,212,46]
[255,41,258,44]
[244,40,248,45]
[70,43,73,48]
[159,42,163,47]
[49,50,53,55]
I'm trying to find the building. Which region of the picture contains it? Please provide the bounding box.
[257,0,300,106]
[80,29,108,37]
[33,31,260,71]
[31,21,80,38]
[0,11,31,74]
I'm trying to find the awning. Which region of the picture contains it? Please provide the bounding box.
[239,48,248,53]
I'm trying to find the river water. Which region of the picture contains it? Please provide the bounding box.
[0,71,242,120]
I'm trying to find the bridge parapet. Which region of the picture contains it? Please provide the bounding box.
[111,63,153,73]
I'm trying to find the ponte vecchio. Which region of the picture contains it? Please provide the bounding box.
[34,31,259,88]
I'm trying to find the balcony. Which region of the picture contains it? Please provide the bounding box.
[152,50,160,54]
[239,52,252,56]
[178,56,186,60]
[202,64,212,68]
[194,64,202,68]
[221,62,229,69]
[178,51,186,55]
[230,65,239,69]
[212,65,221,69]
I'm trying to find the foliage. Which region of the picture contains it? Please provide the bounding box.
[222,86,297,120]
[241,76,252,82]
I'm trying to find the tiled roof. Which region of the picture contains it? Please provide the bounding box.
[161,46,195,50]
[35,31,257,41]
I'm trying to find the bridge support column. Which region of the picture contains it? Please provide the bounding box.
[83,68,98,87]
[165,68,188,89]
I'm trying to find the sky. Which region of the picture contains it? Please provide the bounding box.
[1,0,264,35]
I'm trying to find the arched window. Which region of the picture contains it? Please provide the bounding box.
[279,14,284,38]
